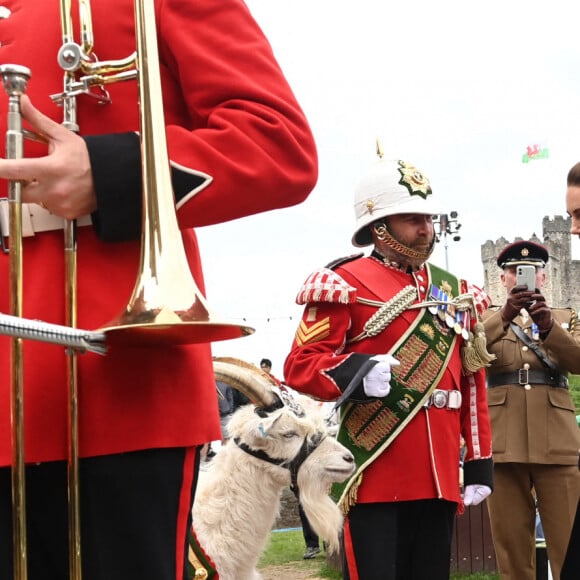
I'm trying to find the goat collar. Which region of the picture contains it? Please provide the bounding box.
[233,438,288,467]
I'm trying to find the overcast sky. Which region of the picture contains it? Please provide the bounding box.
[196,0,580,378]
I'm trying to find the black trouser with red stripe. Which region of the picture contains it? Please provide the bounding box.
[0,447,200,580]
[343,499,456,580]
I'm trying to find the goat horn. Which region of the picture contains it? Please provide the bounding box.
[212,357,279,407]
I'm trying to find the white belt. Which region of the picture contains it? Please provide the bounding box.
[0,199,92,238]
[424,389,462,410]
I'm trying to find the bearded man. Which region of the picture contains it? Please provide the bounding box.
[284,156,494,580]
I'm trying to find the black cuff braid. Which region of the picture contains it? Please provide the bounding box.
[463,457,494,491]
[84,132,142,243]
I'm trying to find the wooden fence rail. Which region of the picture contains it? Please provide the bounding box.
[451,501,497,574]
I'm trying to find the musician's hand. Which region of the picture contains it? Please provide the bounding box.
[528,292,553,334]
[363,355,400,398]
[501,285,533,323]
[0,96,97,219]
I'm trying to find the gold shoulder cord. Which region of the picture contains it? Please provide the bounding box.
[348,286,417,343]
[570,309,578,335]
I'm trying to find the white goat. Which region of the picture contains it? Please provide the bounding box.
[190,358,355,580]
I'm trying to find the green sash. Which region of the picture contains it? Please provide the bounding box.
[332,263,460,511]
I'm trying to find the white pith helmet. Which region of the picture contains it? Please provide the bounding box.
[352,155,439,247]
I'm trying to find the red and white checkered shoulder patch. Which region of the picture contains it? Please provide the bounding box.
[295,267,357,305]
[465,281,492,316]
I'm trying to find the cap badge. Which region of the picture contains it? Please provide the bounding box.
[366,200,375,214]
[397,161,432,199]
[521,248,529,257]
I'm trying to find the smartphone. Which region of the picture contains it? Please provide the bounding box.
[516,264,536,290]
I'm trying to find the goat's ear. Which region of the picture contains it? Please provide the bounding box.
[253,412,283,439]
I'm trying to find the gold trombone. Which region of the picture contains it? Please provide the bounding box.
[1,1,254,577]
[0,62,31,580]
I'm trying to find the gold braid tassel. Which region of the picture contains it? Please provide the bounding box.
[461,321,496,373]
[338,472,363,515]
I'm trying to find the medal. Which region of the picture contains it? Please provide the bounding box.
[453,311,463,335]
[446,304,456,328]
[428,285,439,315]
[437,291,448,321]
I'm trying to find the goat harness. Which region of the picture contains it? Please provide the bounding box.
[234,430,326,495]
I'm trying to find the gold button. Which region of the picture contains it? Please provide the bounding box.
[522,346,528,352]
[523,363,530,370]
[524,384,531,390]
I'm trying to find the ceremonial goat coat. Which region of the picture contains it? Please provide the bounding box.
[0,0,317,464]
[284,255,493,506]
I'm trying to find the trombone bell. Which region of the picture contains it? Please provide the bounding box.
[101,293,255,347]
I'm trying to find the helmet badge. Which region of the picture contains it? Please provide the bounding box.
[397,161,432,199]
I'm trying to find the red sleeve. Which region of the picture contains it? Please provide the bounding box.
[459,279,493,462]
[159,0,318,227]
[283,301,355,401]
[460,368,492,462]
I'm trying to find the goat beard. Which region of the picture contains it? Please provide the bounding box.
[297,470,344,554]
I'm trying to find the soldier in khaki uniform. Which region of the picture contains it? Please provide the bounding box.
[483,240,580,580]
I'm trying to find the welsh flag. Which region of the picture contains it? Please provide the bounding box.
[522,143,549,163]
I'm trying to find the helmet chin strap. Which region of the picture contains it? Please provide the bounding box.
[373,223,435,266]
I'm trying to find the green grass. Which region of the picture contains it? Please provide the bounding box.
[258,529,499,579]
[258,529,341,579]
[258,530,305,567]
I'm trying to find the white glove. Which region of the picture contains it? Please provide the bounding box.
[463,484,492,506]
[362,355,400,398]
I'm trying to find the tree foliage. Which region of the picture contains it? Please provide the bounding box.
[569,374,580,417]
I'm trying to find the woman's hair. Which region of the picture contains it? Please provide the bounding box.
[567,162,580,187]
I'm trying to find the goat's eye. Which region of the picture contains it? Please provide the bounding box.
[282,431,298,439]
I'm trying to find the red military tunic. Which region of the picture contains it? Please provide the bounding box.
[0,0,317,464]
[284,255,493,506]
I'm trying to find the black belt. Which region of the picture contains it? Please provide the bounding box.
[487,369,568,389]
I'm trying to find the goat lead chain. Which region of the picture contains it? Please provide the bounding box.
[348,286,417,344]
